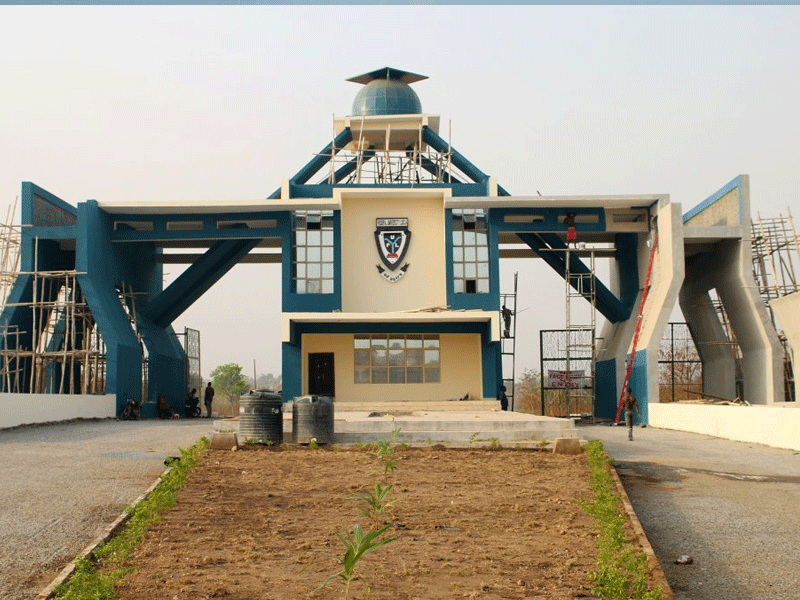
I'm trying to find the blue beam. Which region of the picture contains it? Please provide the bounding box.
[422,126,489,184]
[516,232,629,323]
[290,128,354,185]
[143,228,259,327]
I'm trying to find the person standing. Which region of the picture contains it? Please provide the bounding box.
[498,385,509,411]
[204,381,215,418]
[623,387,640,441]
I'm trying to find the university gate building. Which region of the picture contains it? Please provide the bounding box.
[0,67,788,424]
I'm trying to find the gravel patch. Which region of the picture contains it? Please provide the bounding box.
[581,423,800,600]
[0,418,214,600]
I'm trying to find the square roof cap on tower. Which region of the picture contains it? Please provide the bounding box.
[348,67,428,116]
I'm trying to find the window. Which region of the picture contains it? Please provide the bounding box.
[293,210,334,294]
[354,334,440,384]
[452,209,489,293]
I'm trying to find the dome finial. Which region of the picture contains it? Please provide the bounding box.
[347,67,427,116]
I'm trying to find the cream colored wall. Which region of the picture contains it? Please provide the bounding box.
[0,393,117,429]
[684,188,740,227]
[339,192,446,312]
[302,333,484,402]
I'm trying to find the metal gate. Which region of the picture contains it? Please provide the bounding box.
[540,328,594,417]
[658,322,702,402]
[183,327,202,394]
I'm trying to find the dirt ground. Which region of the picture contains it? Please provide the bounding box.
[111,444,610,600]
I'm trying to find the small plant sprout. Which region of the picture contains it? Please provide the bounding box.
[537,437,550,450]
[351,481,397,528]
[469,432,479,445]
[490,437,501,450]
[308,437,318,450]
[314,524,397,600]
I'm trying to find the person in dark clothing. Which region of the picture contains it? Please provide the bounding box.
[498,385,509,411]
[204,381,215,418]
[623,388,640,441]
[158,392,176,420]
[185,388,200,418]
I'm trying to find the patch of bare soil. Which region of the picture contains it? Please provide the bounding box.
[112,446,605,600]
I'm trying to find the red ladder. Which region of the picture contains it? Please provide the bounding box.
[615,233,659,423]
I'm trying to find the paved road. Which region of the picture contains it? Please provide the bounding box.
[580,423,800,600]
[0,418,214,600]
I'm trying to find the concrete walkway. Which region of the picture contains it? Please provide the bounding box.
[580,423,800,600]
[0,418,214,600]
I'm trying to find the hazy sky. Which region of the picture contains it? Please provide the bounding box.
[1,6,798,380]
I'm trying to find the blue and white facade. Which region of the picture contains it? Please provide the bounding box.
[0,67,786,422]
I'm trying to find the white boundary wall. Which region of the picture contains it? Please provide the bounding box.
[649,402,800,451]
[0,393,117,429]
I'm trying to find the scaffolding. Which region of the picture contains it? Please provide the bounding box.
[751,208,800,401]
[564,248,597,417]
[324,120,457,186]
[500,272,518,410]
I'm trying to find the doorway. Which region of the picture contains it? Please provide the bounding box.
[308,352,335,397]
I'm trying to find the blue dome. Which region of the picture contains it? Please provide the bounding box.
[352,78,422,116]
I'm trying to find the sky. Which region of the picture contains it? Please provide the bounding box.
[1,6,799,381]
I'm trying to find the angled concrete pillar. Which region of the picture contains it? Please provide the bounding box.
[679,272,737,400]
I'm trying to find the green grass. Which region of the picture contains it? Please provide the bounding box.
[579,440,663,600]
[52,437,210,600]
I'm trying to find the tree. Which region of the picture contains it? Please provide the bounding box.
[515,368,542,415]
[210,363,250,402]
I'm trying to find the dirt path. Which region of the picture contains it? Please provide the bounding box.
[111,445,610,600]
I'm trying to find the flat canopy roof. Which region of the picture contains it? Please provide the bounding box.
[96,194,664,215]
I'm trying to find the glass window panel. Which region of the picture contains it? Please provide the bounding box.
[406,367,423,383]
[477,279,490,293]
[476,219,487,231]
[307,247,321,262]
[389,368,405,384]
[354,348,370,366]
[322,215,334,229]
[296,263,306,278]
[308,263,321,278]
[452,231,463,245]
[477,247,488,261]
[423,336,439,348]
[306,279,322,294]
[465,263,477,278]
[406,348,423,366]
[307,230,321,246]
[321,263,333,278]
[424,349,439,365]
[389,348,405,366]
[321,246,334,262]
[476,232,487,245]
[322,230,333,246]
[322,279,334,294]
[477,263,489,277]
[295,231,306,245]
[295,247,306,262]
[424,367,440,383]
[464,247,476,262]
[354,336,370,349]
[464,231,476,245]
[371,368,388,384]
[454,279,465,293]
[295,279,306,294]
[294,215,307,229]
[371,348,388,366]
[406,336,422,347]
[453,247,463,262]
[354,367,370,383]
[453,263,463,278]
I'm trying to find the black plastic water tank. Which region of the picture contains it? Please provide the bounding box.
[292,395,334,445]
[239,391,283,444]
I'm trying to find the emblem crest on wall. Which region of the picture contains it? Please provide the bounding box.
[374,218,411,282]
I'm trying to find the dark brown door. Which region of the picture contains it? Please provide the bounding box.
[308,352,335,397]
